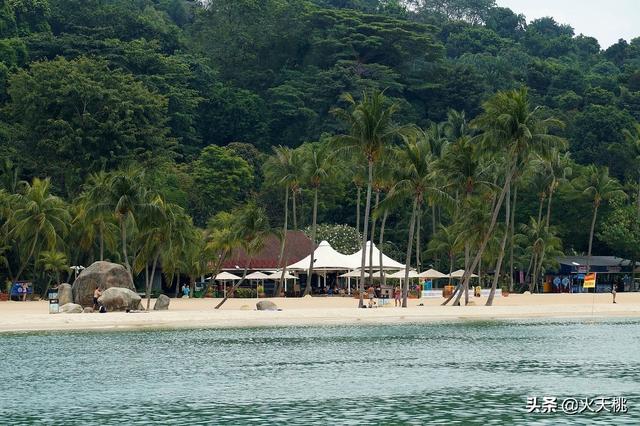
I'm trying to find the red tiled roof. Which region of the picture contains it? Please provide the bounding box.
[221,230,315,270]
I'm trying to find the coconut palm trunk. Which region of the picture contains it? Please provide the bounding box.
[120,216,132,276]
[378,210,388,286]
[274,188,289,297]
[358,161,374,308]
[99,223,104,261]
[416,204,422,273]
[356,185,361,233]
[545,179,555,229]
[509,186,518,291]
[215,260,252,309]
[15,232,39,282]
[449,161,515,306]
[304,187,319,296]
[368,192,380,286]
[292,189,298,230]
[487,184,510,306]
[146,250,160,310]
[402,198,418,308]
[586,201,599,273]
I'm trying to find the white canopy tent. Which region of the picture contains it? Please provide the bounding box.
[286,240,354,271]
[346,241,405,270]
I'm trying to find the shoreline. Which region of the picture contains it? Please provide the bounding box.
[1,293,640,333]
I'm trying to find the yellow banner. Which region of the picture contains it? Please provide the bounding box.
[583,272,596,288]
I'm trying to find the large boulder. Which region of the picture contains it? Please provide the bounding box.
[72,261,135,307]
[57,283,73,305]
[98,287,141,312]
[153,294,170,311]
[256,300,279,311]
[60,303,83,313]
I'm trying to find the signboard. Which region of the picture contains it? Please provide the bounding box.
[577,266,588,274]
[583,272,596,288]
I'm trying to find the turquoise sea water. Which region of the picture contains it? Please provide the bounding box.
[1,319,639,425]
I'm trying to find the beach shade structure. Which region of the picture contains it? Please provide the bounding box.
[448,269,479,279]
[418,269,447,279]
[345,241,405,270]
[387,269,421,279]
[245,271,270,280]
[213,272,242,281]
[266,271,298,280]
[339,269,373,278]
[286,240,354,271]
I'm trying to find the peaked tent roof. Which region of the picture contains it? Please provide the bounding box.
[345,241,405,270]
[449,269,478,278]
[287,240,354,271]
[419,269,447,279]
[387,269,421,279]
[245,271,270,280]
[213,272,242,281]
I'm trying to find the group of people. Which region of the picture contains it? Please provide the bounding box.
[365,285,403,308]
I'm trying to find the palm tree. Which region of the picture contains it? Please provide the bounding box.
[107,169,157,276]
[623,122,640,217]
[542,150,572,229]
[574,166,626,272]
[301,142,336,296]
[427,224,461,278]
[263,146,297,297]
[76,171,117,261]
[517,217,563,292]
[332,89,407,308]
[10,178,70,282]
[134,196,178,310]
[38,250,68,297]
[215,202,271,309]
[394,134,450,307]
[449,87,565,304]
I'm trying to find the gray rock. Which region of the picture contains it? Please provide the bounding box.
[83,307,94,313]
[256,300,279,311]
[72,261,135,307]
[57,283,73,305]
[60,303,83,314]
[98,287,141,312]
[153,294,170,311]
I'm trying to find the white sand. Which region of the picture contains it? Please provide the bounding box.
[1,293,639,333]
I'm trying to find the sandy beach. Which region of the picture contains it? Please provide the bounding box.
[1,293,640,333]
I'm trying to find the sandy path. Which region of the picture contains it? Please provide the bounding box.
[1,293,639,333]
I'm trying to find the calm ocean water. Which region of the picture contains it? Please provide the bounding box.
[1,319,638,425]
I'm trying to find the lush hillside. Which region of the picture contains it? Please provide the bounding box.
[1,0,640,294]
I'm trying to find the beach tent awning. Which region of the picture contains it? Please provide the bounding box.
[419,269,447,279]
[387,269,421,279]
[345,241,405,270]
[245,271,270,280]
[287,240,354,271]
[266,271,298,280]
[449,269,479,278]
[339,269,372,278]
[209,272,242,281]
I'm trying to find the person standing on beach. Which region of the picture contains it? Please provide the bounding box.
[612,283,617,304]
[93,286,102,310]
[182,283,190,298]
[394,286,401,307]
[367,285,375,308]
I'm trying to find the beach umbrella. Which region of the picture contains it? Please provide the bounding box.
[387,269,421,279]
[245,271,270,280]
[449,269,478,278]
[266,271,298,280]
[213,272,242,281]
[339,270,372,278]
[418,268,447,279]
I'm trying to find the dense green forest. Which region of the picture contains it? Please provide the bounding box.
[1,0,640,300]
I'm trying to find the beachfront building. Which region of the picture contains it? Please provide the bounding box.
[545,256,638,293]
